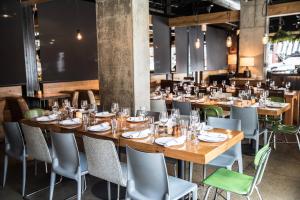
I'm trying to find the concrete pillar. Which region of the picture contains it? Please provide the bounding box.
[239,0,266,79]
[96,0,150,113]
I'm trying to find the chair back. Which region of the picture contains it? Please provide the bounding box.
[172,101,191,116]
[203,106,224,121]
[3,122,25,160]
[230,106,259,137]
[126,146,169,199]
[72,91,79,108]
[207,117,241,157]
[87,90,96,105]
[83,136,126,186]
[269,89,284,98]
[21,123,52,163]
[24,108,44,119]
[248,144,271,195]
[50,133,80,175]
[17,97,29,116]
[269,96,285,103]
[150,99,167,113]
[136,110,160,121]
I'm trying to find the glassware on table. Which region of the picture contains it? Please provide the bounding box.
[170,108,180,125]
[213,81,217,87]
[120,107,130,130]
[159,111,169,134]
[269,80,275,89]
[81,100,88,110]
[179,119,189,138]
[190,110,199,126]
[52,101,59,115]
[183,83,188,92]
[111,118,118,135]
[245,81,250,88]
[186,86,192,95]
[173,84,178,96]
[221,80,226,88]
[256,81,262,89]
[194,86,199,97]
[138,106,147,120]
[111,102,119,115]
[165,87,171,96]
[201,80,206,87]
[82,113,89,130]
[231,81,236,88]
[285,82,291,91]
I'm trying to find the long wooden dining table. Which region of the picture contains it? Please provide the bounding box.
[22,117,244,179]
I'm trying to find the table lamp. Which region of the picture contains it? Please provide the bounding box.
[240,57,254,78]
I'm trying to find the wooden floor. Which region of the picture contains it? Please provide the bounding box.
[0,135,299,200]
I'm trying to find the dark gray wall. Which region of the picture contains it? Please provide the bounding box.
[153,16,171,74]
[175,27,188,73]
[189,26,204,72]
[38,0,98,82]
[206,26,227,70]
[0,0,26,86]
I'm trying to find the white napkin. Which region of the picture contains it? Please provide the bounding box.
[127,117,146,122]
[198,132,228,142]
[36,114,58,121]
[122,129,151,138]
[88,122,110,132]
[164,136,186,147]
[59,118,81,125]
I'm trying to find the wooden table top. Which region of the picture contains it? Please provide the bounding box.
[22,118,244,165]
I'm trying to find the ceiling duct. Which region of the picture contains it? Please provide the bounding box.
[212,0,240,10]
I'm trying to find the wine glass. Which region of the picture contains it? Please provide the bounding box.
[173,84,178,96]
[120,107,130,130]
[222,80,226,88]
[231,81,236,88]
[52,101,59,114]
[111,102,119,114]
[165,87,171,96]
[213,81,217,87]
[285,82,291,92]
[256,81,261,89]
[81,100,88,111]
[194,86,199,97]
[139,106,147,120]
[159,111,169,134]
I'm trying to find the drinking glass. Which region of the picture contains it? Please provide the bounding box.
[190,110,199,125]
[222,80,226,88]
[194,86,199,97]
[179,119,189,137]
[231,81,236,88]
[183,83,188,92]
[173,84,178,96]
[165,87,171,96]
[245,81,250,88]
[270,80,275,89]
[201,80,206,87]
[139,106,147,120]
[120,107,130,130]
[285,82,291,91]
[52,101,59,115]
[159,111,169,134]
[111,118,118,135]
[111,102,119,114]
[213,81,217,87]
[81,100,88,110]
[256,81,261,89]
[171,108,180,125]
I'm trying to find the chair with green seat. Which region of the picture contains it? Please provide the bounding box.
[270,124,300,150]
[203,105,224,121]
[265,96,285,126]
[24,108,45,119]
[203,144,271,200]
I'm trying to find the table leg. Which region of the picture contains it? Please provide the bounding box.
[284,96,294,125]
[177,160,185,180]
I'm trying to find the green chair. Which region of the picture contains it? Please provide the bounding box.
[203,105,224,121]
[24,108,45,119]
[203,144,271,200]
[265,96,285,125]
[270,124,300,151]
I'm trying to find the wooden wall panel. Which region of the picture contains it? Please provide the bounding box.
[0,86,22,98]
[43,80,99,94]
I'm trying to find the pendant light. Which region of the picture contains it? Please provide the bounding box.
[195,38,201,49]
[262,33,269,45]
[76,29,82,40]
[226,34,232,48]
[75,0,82,41]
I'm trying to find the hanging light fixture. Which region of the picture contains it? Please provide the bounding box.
[76,29,82,40]
[226,35,232,48]
[195,38,201,49]
[262,33,269,45]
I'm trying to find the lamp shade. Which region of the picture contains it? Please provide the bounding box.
[240,57,254,67]
[228,54,237,65]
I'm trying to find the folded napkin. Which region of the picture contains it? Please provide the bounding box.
[88,122,110,131]
[164,136,186,147]
[59,118,81,125]
[122,129,151,138]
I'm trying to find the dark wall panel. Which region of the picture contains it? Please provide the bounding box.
[0,0,26,86]
[153,16,171,74]
[38,0,98,82]
[206,26,227,70]
[189,26,204,72]
[175,27,188,74]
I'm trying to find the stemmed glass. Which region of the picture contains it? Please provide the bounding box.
[139,106,147,120]
[194,86,199,98]
[213,81,217,87]
[111,102,119,115]
[159,111,169,134]
[52,101,59,115]
[285,82,291,92]
[256,81,261,89]
[221,80,226,88]
[81,100,88,111]
[120,107,130,130]
[173,84,178,96]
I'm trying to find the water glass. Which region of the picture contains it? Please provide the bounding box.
[213,81,217,87]
[111,118,118,134]
[257,81,262,89]
[52,101,59,114]
[285,82,291,91]
[81,100,88,110]
[159,111,168,134]
[111,102,119,114]
[222,80,226,88]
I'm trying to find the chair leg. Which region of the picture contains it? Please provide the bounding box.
[273,134,277,150]
[2,154,8,188]
[202,165,207,179]
[49,171,56,200]
[204,186,212,200]
[34,160,38,176]
[192,187,197,200]
[173,163,177,177]
[107,182,111,200]
[264,129,268,145]
[213,188,218,200]
[45,162,48,174]
[246,196,250,200]
[237,156,243,173]
[255,186,263,200]
[255,136,259,153]
[189,162,193,182]
[77,175,82,200]
[117,184,120,200]
[295,134,300,151]
[22,158,26,197]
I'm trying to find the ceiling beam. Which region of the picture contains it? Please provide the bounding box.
[168,10,240,27]
[268,1,300,17]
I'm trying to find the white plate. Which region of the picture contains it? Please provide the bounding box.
[266,103,284,108]
[36,114,58,122]
[155,137,176,146]
[88,124,111,132]
[127,117,148,123]
[198,132,228,143]
[122,129,150,139]
[95,112,115,118]
[59,118,81,126]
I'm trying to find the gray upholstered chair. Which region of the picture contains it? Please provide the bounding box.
[231,106,266,153]
[136,110,160,121]
[49,133,88,200]
[126,146,198,200]
[172,101,192,116]
[87,90,96,105]
[21,123,55,197]
[83,136,127,200]
[150,99,167,113]
[2,122,26,196]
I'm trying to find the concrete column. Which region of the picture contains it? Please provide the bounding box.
[239,0,266,79]
[96,0,150,113]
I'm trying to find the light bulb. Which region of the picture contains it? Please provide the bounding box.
[226,36,232,47]
[195,38,201,49]
[262,34,269,45]
[76,29,82,40]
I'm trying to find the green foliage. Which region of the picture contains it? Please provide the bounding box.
[270,29,300,43]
